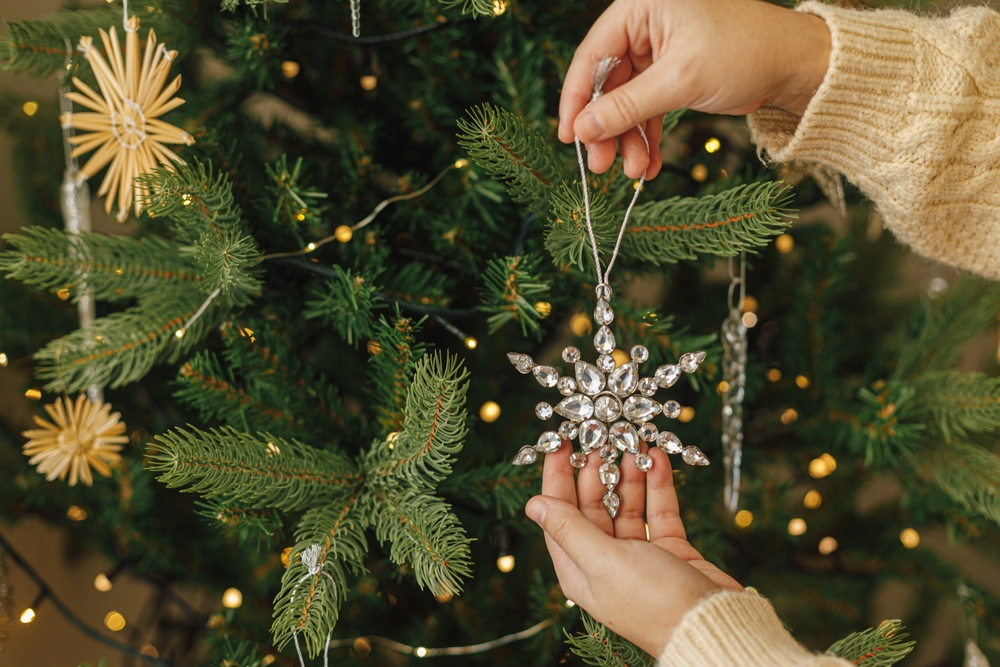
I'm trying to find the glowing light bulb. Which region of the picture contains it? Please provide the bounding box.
[20,608,35,623]
[742,312,758,328]
[818,537,838,555]
[533,301,552,317]
[415,647,429,658]
[496,554,515,572]
[94,573,113,592]
[464,337,477,350]
[678,406,695,423]
[775,233,795,254]
[691,164,708,182]
[335,225,353,243]
[222,587,243,609]
[795,375,810,389]
[281,60,300,78]
[22,101,38,116]
[454,158,469,169]
[175,328,186,338]
[565,599,576,608]
[104,611,126,631]
[306,242,317,252]
[360,75,378,91]
[67,506,87,521]
[570,313,592,336]
[766,368,782,382]
[787,518,807,536]
[780,408,798,425]
[704,137,721,153]
[0,352,7,367]
[479,401,501,423]
[734,510,753,528]
[611,349,630,367]
[900,528,920,549]
[741,295,758,313]
[803,490,822,509]
[25,388,42,400]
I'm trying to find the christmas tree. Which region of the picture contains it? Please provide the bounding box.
[0,0,998,664]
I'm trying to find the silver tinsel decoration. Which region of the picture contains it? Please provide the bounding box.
[721,254,748,513]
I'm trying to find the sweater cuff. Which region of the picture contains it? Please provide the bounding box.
[747,1,919,170]
[658,591,850,667]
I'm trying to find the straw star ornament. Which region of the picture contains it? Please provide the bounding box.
[63,16,195,222]
[22,394,128,487]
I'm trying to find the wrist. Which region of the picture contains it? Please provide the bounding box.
[772,12,832,117]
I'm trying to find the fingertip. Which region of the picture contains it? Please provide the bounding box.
[574,110,607,145]
[526,495,548,525]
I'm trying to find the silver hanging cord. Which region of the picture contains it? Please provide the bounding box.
[727,252,746,315]
[573,56,649,289]
[721,252,747,514]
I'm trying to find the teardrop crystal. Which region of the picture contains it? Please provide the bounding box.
[558,421,579,440]
[562,346,581,363]
[634,453,653,472]
[507,352,534,374]
[554,394,594,421]
[594,326,616,354]
[603,490,621,518]
[512,446,538,465]
[610,421,640,454]
[663,400,681,419]
[536,431,563,453]
[575,361,606,395]
[608,362,639,396]
[594,394,622,422]
[681,445,710,466]
[656,431,683,455]
[599,462,621,489]
[578,419,608,452]
[654,364,682,388]
[594,298,614,326]
[623,395,661,423]
[638,377,658,397]
[533,365,559,387]
[679,352,703,373]
[569,451,588,468]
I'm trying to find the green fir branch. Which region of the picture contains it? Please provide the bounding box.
[148,426,361,511]
[918,371,1000,441]
[33,287,218,391]
[193,226,261,307]
[439,461,540,518]
[565,610,655,667]
[927,441,1000,527]
[304,265,383,347]
[0,227,198,303]
[367,312,427,433]
[619,182,794,264]
[439,0,504,21]
[545,179,620,271]
[457,103,563,212]
[263,155,328,231]
[826,620,915,667]
[480,254,550,338]
[271,503,367,657]
[364,352,470,487]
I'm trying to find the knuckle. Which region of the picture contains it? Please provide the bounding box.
[607,90,641,126]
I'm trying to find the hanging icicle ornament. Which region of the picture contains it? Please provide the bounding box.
[22,394,128,487]
[62,15,194,222]
[508,57,709,518]
[721,253,748,514]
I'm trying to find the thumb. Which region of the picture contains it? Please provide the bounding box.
[574,65,685,144]
[526,495,614,564]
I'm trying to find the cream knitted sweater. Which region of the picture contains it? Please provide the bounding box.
[748,1,1000,279]
[660,3,1000,665]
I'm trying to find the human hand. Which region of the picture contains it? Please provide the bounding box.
[559,0,832,178]
[524,442,743,658]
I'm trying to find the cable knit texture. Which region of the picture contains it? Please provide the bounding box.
[658,591,851,667]
[748,1,1000,279]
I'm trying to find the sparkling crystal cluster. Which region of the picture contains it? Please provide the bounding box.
[509,286,710,517]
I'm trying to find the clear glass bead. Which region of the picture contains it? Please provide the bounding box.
[535,402,553,420]
[599,442,618,462]
[662,400,681,419]
[594,394,622,422]
[639,422,659,442]
[569,451,587,468]
[558,421,579,440]
[558,376,578,396]
[634,452,653,472]
[638,377,658,397]
[630,345,649,363]
[597,354,616,372]
[562,346,581,363]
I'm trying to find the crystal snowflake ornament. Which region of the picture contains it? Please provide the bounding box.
[509,286,710,517]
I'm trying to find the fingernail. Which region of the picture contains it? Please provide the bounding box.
[525,497,548,526]
[623,159,632,177]
[576,111,605,141]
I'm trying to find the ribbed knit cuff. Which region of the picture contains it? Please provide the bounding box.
[747,1,920,174]
[658,591,851,667]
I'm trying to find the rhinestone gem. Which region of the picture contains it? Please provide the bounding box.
[599,443,618,462]
[631,345,649,363]
[635,453,653,472]
[682,445,710,466]
[558,376,578,396]
[679,352,702,373]
[597,354,616,372]
[657,431,683,454]
[594,394,622,421]
[558,421,579,440]
[594,299,614,326]
[554,394,594,421]
[603,490,621,518]
[536,431,562,453]
[610,421,640,454]
[533,365,559,388]
[693,351,707,363]
[507,352,534,374]
[654,364,682,388]
[638,377,658,397]
[608,362,639,396]
[599,462,620,489]
[569,451,588,468]
[663,400,681,419]
[639,422,659,442]
[512,446,537,465]
[575,361,606,395]
[623,395,661,423]
[594,326,616,354]
[562,346,581,363]
[535,402,553,419]
[578,419,608,452]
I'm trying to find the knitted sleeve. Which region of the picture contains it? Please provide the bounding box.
[747,2,1000,280]
[658,591,852,667]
